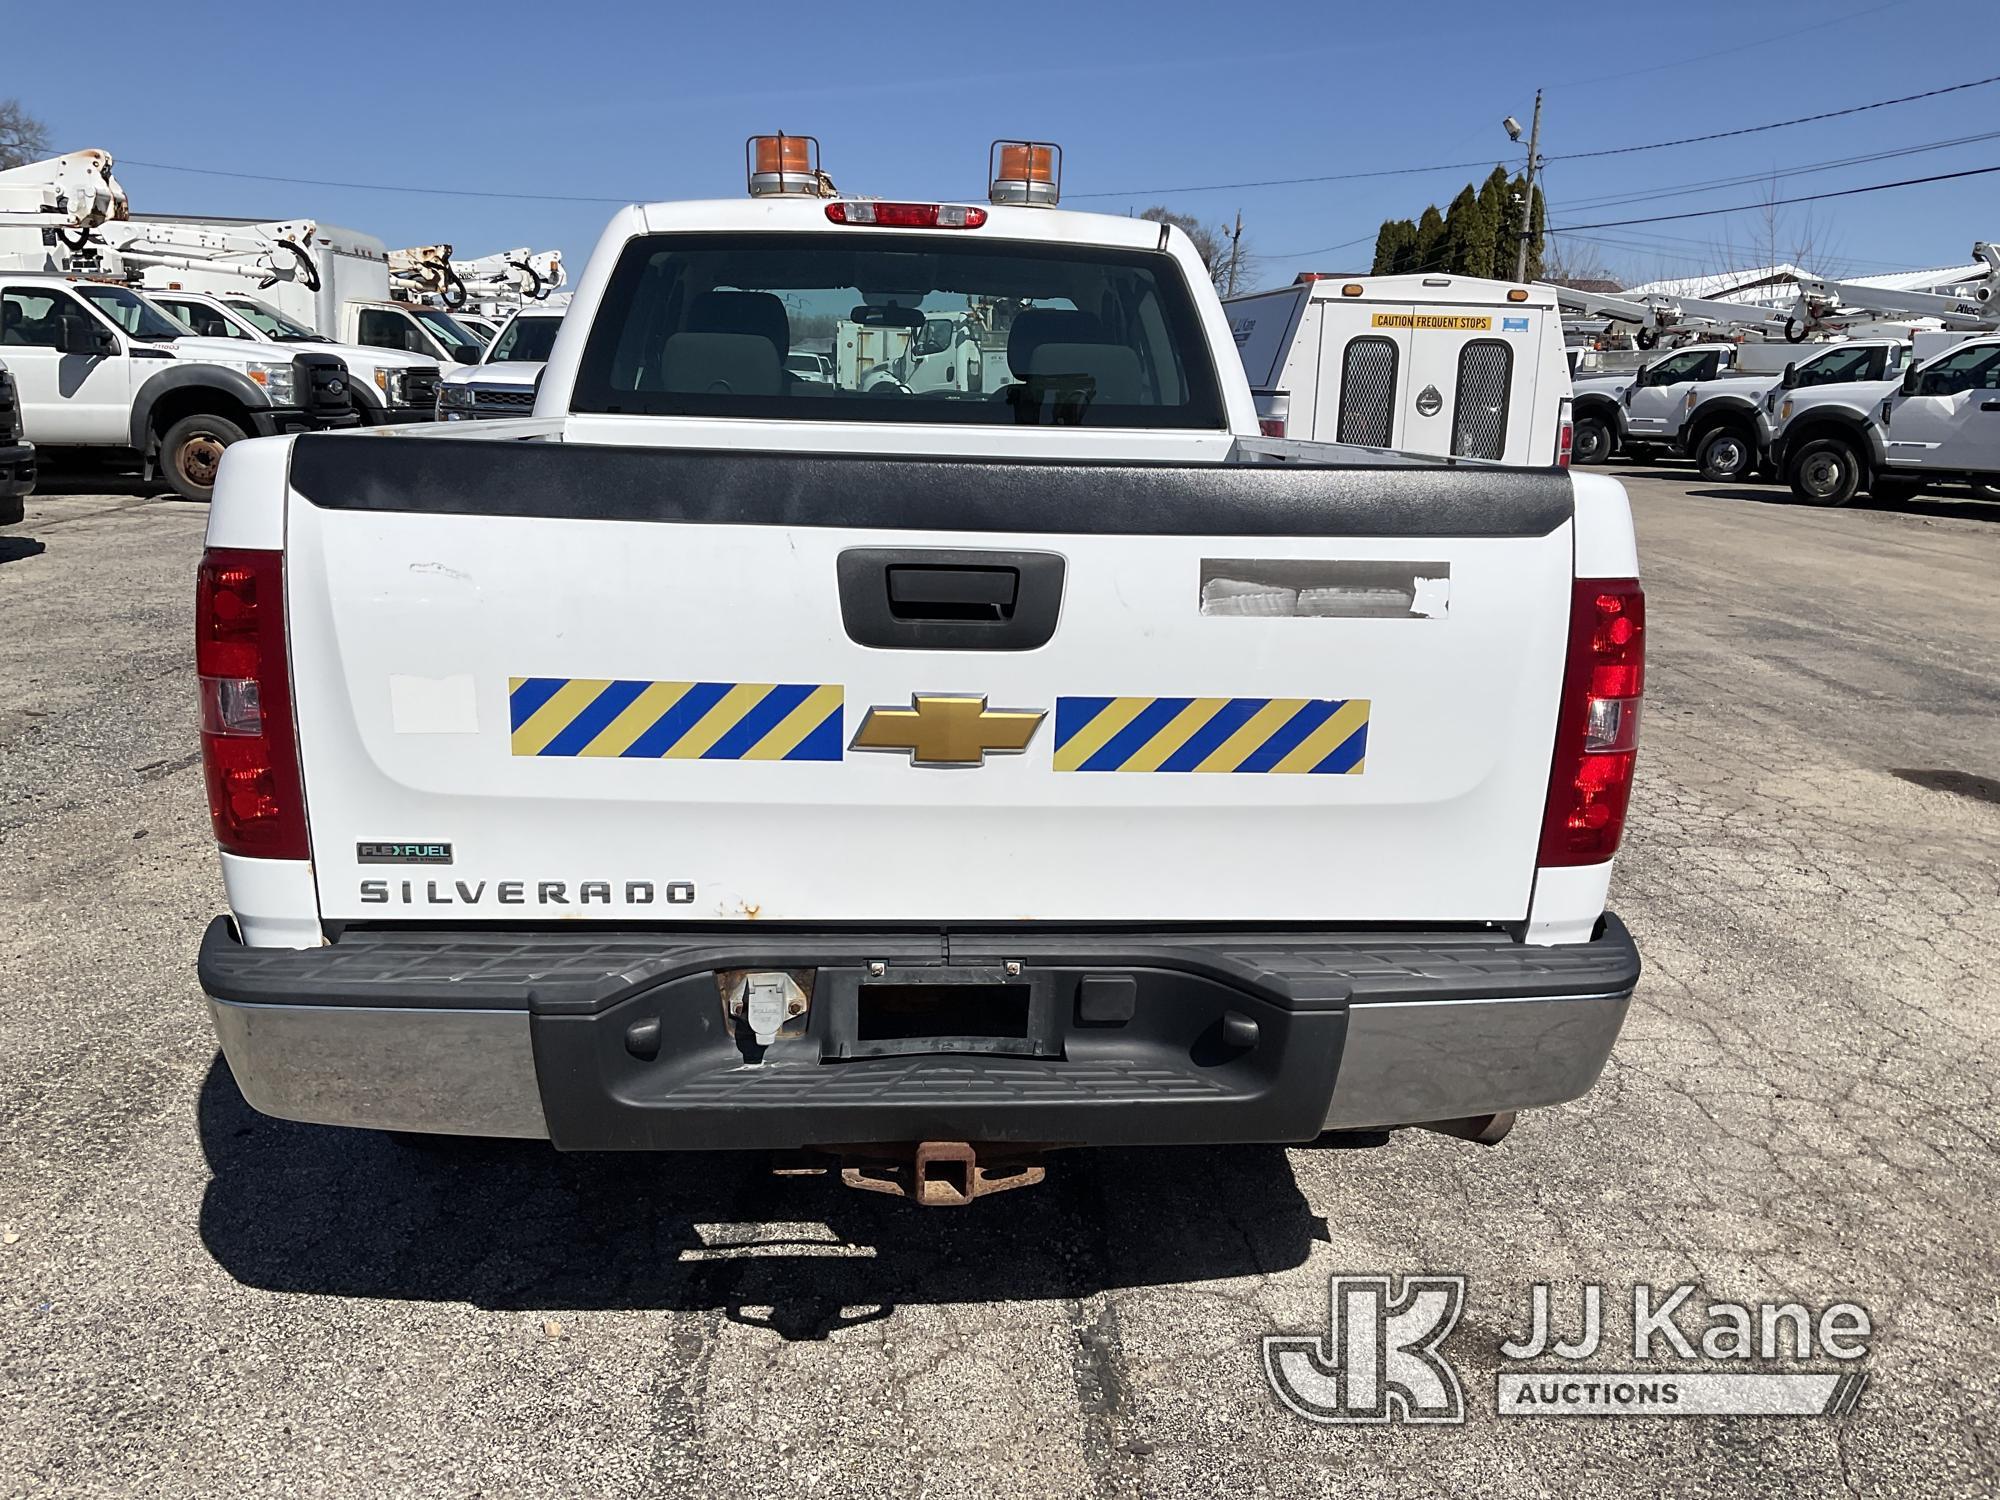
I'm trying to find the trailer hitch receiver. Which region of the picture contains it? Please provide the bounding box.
[837,1141,1048,1206]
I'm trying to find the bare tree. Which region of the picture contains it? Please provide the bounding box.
[1139,206,1243,292]
[1539,236,1617,288]
[0,100,51,171]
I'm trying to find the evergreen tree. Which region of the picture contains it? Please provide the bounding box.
[1440,184,1494,276]
[1488,166,1528,280]
[1413,205,1445,274]
[1524,182,1547,281]
[1371,219,1408,275]
[1366,168,1545,282]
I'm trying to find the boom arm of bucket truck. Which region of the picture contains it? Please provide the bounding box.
[450,248,567,303]
[1786,244,2000,341]
[386,244,462,306]
[0,150,129,271]
[1546,283,1789,347]
[93,219,322,292]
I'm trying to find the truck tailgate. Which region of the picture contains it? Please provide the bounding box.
[283,437,1575,926]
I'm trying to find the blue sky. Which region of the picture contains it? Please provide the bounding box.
[13,0,1993,291]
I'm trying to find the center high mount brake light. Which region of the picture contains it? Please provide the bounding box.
[824,201,986,229]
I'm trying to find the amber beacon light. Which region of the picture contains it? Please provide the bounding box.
[746,134,821,197]
[989,140,1061,207]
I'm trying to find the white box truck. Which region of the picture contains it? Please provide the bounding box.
[1225,274,1572,465]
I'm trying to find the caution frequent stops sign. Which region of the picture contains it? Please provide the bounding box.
[1371,313,1494,330]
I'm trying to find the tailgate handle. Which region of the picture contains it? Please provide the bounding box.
[838,548,1065,651]
[887,566,1018,620]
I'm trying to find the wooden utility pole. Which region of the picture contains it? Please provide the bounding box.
[1515,89,1543,283]
[1227,210,1245,296]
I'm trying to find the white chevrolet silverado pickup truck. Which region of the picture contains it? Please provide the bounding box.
[194,139,1644,1202]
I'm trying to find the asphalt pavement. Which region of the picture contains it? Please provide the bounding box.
[1,463,1995,1498]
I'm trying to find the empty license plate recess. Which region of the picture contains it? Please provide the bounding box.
[829,967,1058,1059]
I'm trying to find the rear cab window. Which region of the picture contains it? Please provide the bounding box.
[570,233,1225,428]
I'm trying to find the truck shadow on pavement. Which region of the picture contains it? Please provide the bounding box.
[194,1059,1326,1340]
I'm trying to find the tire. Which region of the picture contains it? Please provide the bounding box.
[158,413,248,502]
[1974,480,2000,501]
[1868,475,1925,505]
[1695,425,1755,482]
[1572,415,1613,465]
[1635,328,1657,350]
[1785,316,1809,344]
[1786,435,1863,507]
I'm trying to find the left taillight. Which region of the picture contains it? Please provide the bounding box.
[1538,578,1644,867]
[1556,398,1574,468]
[196,547,308,860]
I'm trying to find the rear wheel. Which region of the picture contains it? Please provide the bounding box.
[1787,436,1862,507]
[1695,426,1755,481]
[159,413,248,502]
[1571,415,1613,465]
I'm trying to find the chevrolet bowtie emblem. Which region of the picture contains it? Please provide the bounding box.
[850,694,1046,767]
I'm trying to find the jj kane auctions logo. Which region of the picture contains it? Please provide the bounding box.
[1264,1277,1873,1423]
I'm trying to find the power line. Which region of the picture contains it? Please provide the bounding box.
[1547,129,2000,213]
[1070,72,2000,202]
[1555,73,2000,161]
[1264,231,1378,261]
[1551,162,2000,232]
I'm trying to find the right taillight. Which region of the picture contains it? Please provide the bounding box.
[1556,398,1574,467]
[196,547,308,860]
[1538,578,1644,866]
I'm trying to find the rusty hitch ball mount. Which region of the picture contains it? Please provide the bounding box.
[774,1141,1052,1206]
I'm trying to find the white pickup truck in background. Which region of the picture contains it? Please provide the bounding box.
[1771,333,2000,505]
[193,137,1644,1203]
[437,306,565,420]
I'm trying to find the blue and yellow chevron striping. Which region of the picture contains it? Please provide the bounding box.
[1052,695,1368,774]
[508,678,843,761]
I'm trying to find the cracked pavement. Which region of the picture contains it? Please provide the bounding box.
[1,468,1996,1497]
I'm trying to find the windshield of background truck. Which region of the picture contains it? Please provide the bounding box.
[413,308,481,353]
[1914,342,2000,393]
[1799,345,1880,384]
[71,285,189,343]
[489,314,561,363]
[1646,349,1712,384]
[225,298,325,342]
[153,298,253,341]
[570,233,1223,428]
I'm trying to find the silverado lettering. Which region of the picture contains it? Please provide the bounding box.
[357,879,694,905]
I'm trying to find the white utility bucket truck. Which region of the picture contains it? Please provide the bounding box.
[0,151,360,499]
[126,221,486,368]
[51,211,448,425]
